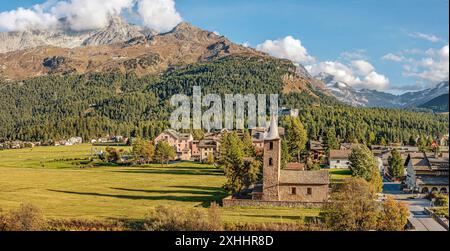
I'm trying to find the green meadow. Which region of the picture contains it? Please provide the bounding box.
[0,144,322,223]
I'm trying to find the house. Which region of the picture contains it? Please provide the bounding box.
[190,140,201,161]
[198,139,220,162]
[328,150,352,169]
[340,143,356,151]
[405,152,449,194]
[438,135,449,147]
[250,127,285,152]
[309,140,326,162]
[154,130,194,161]
[279,107,299,118]
[68,137,83,145]
[251,118,329,203]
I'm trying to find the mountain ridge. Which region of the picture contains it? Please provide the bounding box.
[315,72,449,109]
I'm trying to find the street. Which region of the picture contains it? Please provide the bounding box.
[383,182,447,231]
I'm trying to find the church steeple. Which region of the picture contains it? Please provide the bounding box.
[262,115,281,201]
[265,115,280,140]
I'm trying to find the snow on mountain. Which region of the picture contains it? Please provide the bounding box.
[316,72,449,109]
[0,16,151,53]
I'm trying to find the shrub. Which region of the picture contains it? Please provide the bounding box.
[143,205,223,231]
[434,194,449,207]
[47,219,126,231]
[0,204,47,231]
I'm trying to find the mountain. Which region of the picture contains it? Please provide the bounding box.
[0,16,150,54]
[0,20,322,100]
[419,93,449,113]
[0,22,261,81]
[316,72,449,109]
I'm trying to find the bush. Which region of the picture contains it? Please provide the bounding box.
[224,222,326,231]
[0,204,47,231]
[47,219,126,231]
[143,204,223,231]
[434,194,449,207]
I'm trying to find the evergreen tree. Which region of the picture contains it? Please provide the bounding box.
[325,128,339,150]
[388,149,404,179]
[349,144,379,185]
[283,116,308,162]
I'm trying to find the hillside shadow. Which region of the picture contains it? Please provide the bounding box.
[48,188,227,207]
[110,187,223,196]
[108,168,224,176]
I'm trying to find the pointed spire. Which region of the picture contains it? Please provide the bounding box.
[265,115,280,140]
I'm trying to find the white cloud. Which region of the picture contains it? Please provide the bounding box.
[0,0,183,32]
[0,5,59,31]
[382,53,405,62]
[351,60,375,76]
[363,71,390,90]
[137,0,183,32]
[306,61,362,86]
[255,36,315,64]
[403,45,449,84]
[340,49,367,60]
[307,59,390,90]
[409,32,442,43]
[51,0,135,31]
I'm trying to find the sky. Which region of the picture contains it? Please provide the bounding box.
[0,0,448,93]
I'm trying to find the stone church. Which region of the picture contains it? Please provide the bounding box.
[251,118,329,203]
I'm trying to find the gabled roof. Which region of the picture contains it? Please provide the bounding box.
[279,170,329,185]
[329,150,352,160]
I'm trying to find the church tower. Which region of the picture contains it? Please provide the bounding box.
[262,116,281,201]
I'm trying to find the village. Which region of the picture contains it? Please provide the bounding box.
[1,108,448,231]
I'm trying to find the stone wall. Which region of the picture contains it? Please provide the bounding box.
[279,184,328,203]
[222,196,326,208]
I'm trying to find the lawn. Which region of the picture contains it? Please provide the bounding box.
[329,168,353,184]
[0,144,321,223]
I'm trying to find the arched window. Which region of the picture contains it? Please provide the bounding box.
[422,187,429,194]
[440,188,448,194]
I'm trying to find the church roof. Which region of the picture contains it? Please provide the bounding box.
[279,170,329,185]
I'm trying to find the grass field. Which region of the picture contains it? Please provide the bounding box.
[329,168,353,183]
[0,144,322,223]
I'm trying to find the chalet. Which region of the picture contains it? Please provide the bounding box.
[405,152,449,194]
[340,143,356,151]
[154,130,194,161]
[309,140,326,162]
[328,150,352,169]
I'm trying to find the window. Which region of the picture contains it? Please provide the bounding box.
[307,188,312,195]
[337,160,341,164]
[269,142,274,150]
[269,158,273,166]
[291,187,297,195]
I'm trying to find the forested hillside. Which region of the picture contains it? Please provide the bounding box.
[419,94,449,113]
[0,55,448,144]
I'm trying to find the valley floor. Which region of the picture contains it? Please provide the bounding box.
[0,144,322,224]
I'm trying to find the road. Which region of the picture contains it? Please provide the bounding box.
[383,182,447,231]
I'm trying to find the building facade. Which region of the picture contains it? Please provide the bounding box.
[405,152,449,194]
[328,150,352,169]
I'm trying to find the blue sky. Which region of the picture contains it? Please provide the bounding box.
[1,0,448,93]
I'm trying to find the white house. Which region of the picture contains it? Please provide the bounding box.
[328,150,352,169]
